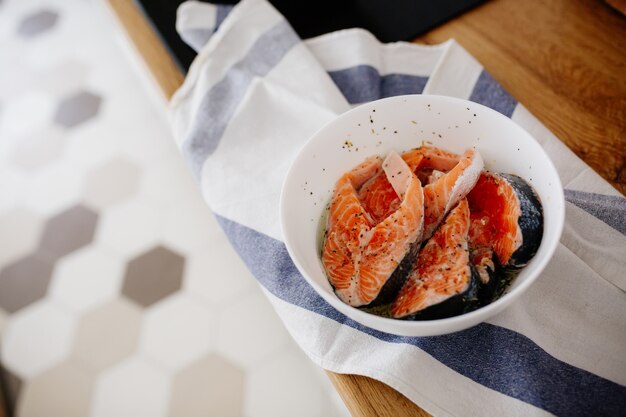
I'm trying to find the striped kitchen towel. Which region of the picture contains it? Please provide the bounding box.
[170,1,626,415]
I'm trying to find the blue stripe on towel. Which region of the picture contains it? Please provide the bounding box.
[469,70,517,117]
[181,28,213,52]
[182,20,299,178]
[179,4,234,52]
[215,4,234,31]
[328,65,428,104]
[565,189,626,235]
[215,214,626,417]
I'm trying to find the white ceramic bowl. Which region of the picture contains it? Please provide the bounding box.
[280,95,564,336]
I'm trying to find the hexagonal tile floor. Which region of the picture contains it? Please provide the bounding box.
[17,10,59,38]
[0,0,348,416]
[54,91,102,129]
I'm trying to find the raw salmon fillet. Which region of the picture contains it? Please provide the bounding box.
[359,147,482,241]
[467,172,543,275]
[391,199,477,319]
[322,151,424,307]
[421,149,484,240]
[359,147,460,224]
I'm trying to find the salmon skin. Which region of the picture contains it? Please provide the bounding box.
[322,151,424,307]
[390,199,479,320]
[470,245,503,304]
[467,172,543,271]
[322,145,542,320]
[467,172,543,302]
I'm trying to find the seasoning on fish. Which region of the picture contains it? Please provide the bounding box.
[404,146,460,183]
[421,149,484,240]
[359,146,460,225]
[322,151,424,307]
[391,199,478,319]
[321,144,544,321]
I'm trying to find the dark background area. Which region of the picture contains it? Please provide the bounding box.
[136,0,485,71]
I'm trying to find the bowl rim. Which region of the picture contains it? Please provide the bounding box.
[279,94,565,334]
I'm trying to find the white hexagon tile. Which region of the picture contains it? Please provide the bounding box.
[17,360,93,417]
[72,298,142,372]
[49,245,125,313]
[139,293,215,371]
[10,126,67,172]
[0,0,350,416]
[245,349,328,417]
[183,234,256,306]
[91,355,171,417]
[81,157,142,210]
[216,292,293,369]
[94,197,167,259]
[0,208,44,267]
[1,299,77,379]
[0,90,55,137]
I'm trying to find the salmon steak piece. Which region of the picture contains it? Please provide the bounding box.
[467,172,544,271]
[421,149,484,240]
[391,199,478,320]
[360,147,482,240]
[359,146,460,224]
[403,146,461,185]
[322,151,424,307]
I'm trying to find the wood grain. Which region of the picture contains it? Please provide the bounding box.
[105,0,184,100]
[327,372,432,417]
[606,0,626,15]
[105,0,625,416]
[414,0,626,195]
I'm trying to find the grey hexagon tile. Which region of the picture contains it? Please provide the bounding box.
[82,157,141,209]
[16,361,92,417]
[1,365,22,415]
[0,307,7,334]
[139,294,214,371]
[38,204,98,259]
[54,91,102,128]
[10,128,66,172]
[122,245,185,308]
[17,10,59,38]
[1,299,76,378]
[0,207,44,268]
[0,252,54,313]
[169,353,244,417]
[72,298,141,371]
[91,355,170,417]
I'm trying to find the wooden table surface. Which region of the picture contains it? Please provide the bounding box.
[105,0,625,416]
